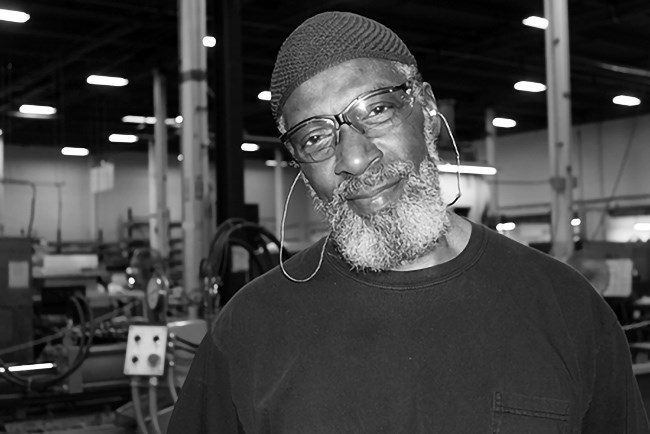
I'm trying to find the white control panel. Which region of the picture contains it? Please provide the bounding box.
[123,325,168,376]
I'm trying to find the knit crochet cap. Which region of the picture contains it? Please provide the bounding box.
[270,11,417,121]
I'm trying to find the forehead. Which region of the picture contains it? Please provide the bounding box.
[282,58,404,128]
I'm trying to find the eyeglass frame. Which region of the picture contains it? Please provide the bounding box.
[280,82,418,163]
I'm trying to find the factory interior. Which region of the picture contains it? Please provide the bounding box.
[1,0,650,432]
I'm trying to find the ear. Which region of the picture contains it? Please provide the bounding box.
[421,82,438,117]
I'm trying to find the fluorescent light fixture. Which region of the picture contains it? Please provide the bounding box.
[122,115,148,124]
[438,164,497,176]
[122,115,182,125]
[571,218,581,227]
[0,8,30,23]
[203,36,216,47]
[87,75,129,87]
[61,147,89,156]
[492,117,517,128]
[496,222,516,232]
[19,104,56,115]
[109,134,138,143]
[522,16,548,29]
[265,160,289,168]
[634,223,650,231]
[613,95,641,106]
[241,142,260,152]
[514,81,547,93]
[0,362,55,373]
[258,91,271,101]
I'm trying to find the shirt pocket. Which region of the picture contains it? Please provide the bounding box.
[491,391,570,434]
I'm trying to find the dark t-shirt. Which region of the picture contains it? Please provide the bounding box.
[168,222,649,433]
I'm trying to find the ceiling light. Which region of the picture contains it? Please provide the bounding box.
[496,222,516,232]
[257,91,271,101]
[438,164,497,176]
[0,8,30,23]
[122,115,181,125]
[61,147,89,156]
[0,362,55,373]
[514,81,546,93]
[522,16,548,29]
[109,134,138,143]
[87,75,128,87]
[122,115,148,124]
[203,36,216,47]
[492,117,517,128]
[634,223,650,231]
[571,218,581,227]
[613,95,641,106]
[265,160,289,168]
[241,142,259,152]
[177,154,184,162]
[19,104,56,115]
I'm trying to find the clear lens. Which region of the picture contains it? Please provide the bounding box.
[348,88,411,130]
[285,84,414,163]
[289,119,337,162]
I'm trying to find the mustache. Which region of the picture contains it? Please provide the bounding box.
[333,160,416,200]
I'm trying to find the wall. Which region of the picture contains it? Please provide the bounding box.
[2,111,649,244]
[472,113,650,240]
[0,147,321,249]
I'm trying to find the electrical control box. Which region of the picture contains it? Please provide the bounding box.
[123,325,168,376]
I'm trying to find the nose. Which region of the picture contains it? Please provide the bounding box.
[333,126,383,177]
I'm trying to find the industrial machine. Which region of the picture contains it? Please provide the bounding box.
[0,218,285,433]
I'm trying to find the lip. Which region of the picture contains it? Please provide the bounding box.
[347,178,401,200]
[346,177,404,215]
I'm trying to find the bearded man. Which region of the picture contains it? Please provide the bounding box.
[168,11,649,433]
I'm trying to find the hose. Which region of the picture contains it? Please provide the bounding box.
[148,377,162,434]
[131,377,149,434]
[166,359,179,403]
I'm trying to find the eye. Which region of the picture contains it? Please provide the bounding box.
[299,129,334,149]
[363,102,397,123]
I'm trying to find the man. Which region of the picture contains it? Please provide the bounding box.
[168,11,649,433]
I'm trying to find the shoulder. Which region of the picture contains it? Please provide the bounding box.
[476,223,619,333]
[210,237,329,344]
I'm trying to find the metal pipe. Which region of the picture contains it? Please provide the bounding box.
[179,0,209,296]
[544,0,574,260]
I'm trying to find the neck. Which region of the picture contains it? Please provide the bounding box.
[390,212,472,271]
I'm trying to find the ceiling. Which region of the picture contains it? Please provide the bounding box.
[1,0,648,163]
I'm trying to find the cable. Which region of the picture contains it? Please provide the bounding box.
[148,377,162,434]
[167,359,179,403]
[131,377,149,434]
[0,296,96,391]
[173,335,199,348]
[0,300,138,357]
[590,115,640,239]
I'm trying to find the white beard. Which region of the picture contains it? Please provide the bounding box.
[305,157,449,272]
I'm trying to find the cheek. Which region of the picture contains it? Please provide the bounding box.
[301,164,340,201]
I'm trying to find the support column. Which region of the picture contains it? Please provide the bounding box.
[0,131,4,235]
[179,0,209,295]
[544,0,574,260]
[214,0,245,224]
[153,70,170,260]
[485,107,498,219]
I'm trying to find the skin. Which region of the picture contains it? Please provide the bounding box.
[282,58,471,270]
